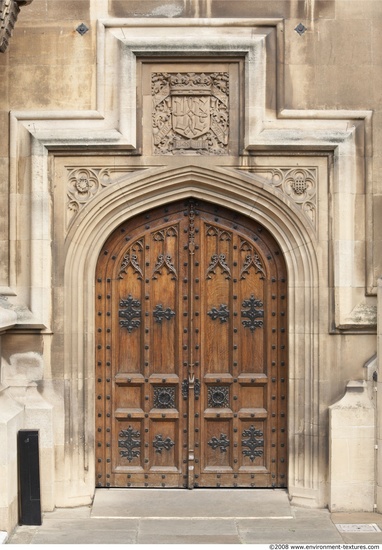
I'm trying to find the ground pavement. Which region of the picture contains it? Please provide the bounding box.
[5,489,382,545]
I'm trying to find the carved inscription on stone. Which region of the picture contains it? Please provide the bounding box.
[152,72,229,155]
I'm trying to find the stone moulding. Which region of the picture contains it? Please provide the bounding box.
[236,167,317,230]
[0,0,33,53]
[6,18,374,510]
[66,166,147,229]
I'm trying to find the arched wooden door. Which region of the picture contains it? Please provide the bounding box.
[95,200,287,488]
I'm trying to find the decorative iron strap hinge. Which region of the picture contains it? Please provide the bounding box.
[182,378,200,400]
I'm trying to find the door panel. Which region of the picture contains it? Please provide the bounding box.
[95,199,287,489]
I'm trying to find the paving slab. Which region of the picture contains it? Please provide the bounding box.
[12,490,382,545]
[35,518,139,532]
[237,529,344,544]
[138,518,238,536]
[40,506,92,519]
[137,533,241,544]
[91,488,292,518]
[31,529,138,545]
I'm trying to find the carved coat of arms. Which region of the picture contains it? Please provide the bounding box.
[152,72,229,155]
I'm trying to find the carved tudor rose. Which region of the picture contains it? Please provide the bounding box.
[152,72,229,155]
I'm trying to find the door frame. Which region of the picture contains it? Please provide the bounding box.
[63,165,321,506]
[94,199,288,489]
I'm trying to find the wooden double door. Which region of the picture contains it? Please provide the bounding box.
[95,200,287,488]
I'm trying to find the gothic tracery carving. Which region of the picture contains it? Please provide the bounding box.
[239,167,317,228]
[206,253,231,280]
[66,167,142,229]
[118,239,144,280]
[152,253,178,280]
[240,240,266,280]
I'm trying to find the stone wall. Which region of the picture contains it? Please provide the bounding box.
[0,0,381,534]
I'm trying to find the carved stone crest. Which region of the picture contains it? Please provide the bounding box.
[152,72,229,155]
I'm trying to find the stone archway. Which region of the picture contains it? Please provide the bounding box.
[62,165,320,507]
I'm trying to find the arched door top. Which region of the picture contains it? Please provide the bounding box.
[95,199,288,488]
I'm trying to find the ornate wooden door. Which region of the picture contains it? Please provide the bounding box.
[95,200,287,489]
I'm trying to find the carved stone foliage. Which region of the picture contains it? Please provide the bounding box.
[241,167,317,228]
[66,167,140,229]
[0,0,33,53]
[152,72,229,155]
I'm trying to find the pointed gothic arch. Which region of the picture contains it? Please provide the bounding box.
[61,165,322,507]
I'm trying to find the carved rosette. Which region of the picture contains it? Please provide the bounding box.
[67,168,100,211]
[66,167,139,229]
[152,72,229,155]
[240,167,317,229]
